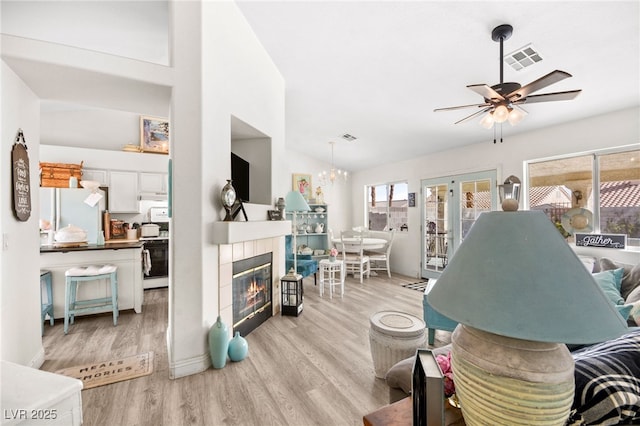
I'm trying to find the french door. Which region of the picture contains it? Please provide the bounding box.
[421,170,497,279]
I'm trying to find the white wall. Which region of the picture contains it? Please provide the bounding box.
[351,107,640,279]
[1,61,45,366]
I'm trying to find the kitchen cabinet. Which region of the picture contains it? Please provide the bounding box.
[139,172,168,194]
[109,171,139,213]
[40,245,144,318]
[286,204,329,258]
[82,168,108,186]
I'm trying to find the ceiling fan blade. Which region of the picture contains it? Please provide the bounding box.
[455,107,493,124]
[512,89,582,104]
[467,84,504,101]
[506,70,572,100]
[434,103,490,112]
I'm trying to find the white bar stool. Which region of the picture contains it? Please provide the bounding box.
[319,259,345,299]
[64,265,118,334]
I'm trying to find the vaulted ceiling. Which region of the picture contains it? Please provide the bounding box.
[235,1,639,170]
[2,1,638,172]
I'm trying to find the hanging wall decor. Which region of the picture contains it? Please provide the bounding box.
[12,129,31,221]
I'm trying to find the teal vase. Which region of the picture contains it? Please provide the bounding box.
[208,316,229,369]
[228,331,248,362]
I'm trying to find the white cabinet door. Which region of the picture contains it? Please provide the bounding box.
[139,172,167,193]
[82,168,109,186]
[109,171,139,213]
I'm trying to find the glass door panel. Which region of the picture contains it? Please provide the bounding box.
[423,183,449,275]
[422,170,496,279]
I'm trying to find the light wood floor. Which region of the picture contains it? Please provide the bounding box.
[41,273,451,426]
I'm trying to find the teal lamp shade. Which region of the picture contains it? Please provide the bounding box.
[428,210,627,344]
[285,191,310,213]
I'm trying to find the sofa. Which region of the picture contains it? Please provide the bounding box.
[386,255,640,425]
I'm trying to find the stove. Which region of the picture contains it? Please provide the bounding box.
[141,218,169,289]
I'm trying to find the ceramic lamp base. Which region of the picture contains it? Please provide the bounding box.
[451,325,574,426]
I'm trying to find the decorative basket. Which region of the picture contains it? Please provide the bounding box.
[39,161,83,188]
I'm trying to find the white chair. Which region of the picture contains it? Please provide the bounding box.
[365,230,395,278]
[340,231,370,284]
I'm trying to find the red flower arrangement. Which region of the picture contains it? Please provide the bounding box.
[436,352,455,397]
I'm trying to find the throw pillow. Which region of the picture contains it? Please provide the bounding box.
[622,263,640,300]
[385,356,414,394]
[616,304,633,321]
[593,268,625,305]
[627,285,640,304]
[629,301,640,326]
[569,329,640,425]
[600,258,640,300]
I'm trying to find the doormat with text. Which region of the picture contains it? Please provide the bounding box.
[55,351,154,390]
[401,281,429,292]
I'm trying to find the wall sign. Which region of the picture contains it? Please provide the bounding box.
[575,233,626,249]
[11,129,31,222]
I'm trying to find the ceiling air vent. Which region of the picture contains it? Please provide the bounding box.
[340,133,357,142]
[504,44,542,71]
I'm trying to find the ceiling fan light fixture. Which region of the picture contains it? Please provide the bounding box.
[493,105,510,123]
[479,112,495,129]
[508,107,527,126]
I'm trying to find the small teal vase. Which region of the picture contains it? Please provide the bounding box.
[208,316,229,369]
[228,331,248,362]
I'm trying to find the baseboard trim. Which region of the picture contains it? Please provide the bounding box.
[166,328,211,379]
[29,346,46,369]
[168,352,210,379]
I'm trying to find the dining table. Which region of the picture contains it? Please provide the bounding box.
[332,236,390,277]
[332,237,388,251]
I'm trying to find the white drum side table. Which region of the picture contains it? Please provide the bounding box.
[319,259,345,299]
[369,311,426,378]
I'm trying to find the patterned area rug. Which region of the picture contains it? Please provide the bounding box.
[55,352,154,389]
[401,281,429,292]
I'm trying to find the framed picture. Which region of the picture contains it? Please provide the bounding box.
[292,173,312,200]
[140,116,170,154]
[408,192,416,207]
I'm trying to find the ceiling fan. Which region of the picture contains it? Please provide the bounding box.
[435,24,582,130]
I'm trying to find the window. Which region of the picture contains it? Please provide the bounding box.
[366,181,408,232]
[527,147,640,245]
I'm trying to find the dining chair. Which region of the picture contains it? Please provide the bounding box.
[340,230,370,284]
[365,230,395,278]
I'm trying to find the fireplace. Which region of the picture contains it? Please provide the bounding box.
[232,252,273,336]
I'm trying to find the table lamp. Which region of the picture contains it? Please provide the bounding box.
[284,190,310,276]
[428,201,627,424]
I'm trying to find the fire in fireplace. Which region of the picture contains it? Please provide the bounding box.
[232,253,272,336]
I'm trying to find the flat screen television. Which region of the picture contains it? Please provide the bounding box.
[231,152,250,202]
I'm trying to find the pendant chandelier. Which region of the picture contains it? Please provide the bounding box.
[318,141,347,186]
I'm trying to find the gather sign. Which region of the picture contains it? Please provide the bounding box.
[575,233,626,249]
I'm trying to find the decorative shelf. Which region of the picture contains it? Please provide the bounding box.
[212,220,292,245]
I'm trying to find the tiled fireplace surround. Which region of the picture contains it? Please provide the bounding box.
[215,221,292,329]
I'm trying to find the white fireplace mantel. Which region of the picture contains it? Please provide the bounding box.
[212,220,292,245]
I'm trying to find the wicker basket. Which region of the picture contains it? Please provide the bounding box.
[39,161,83,188]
